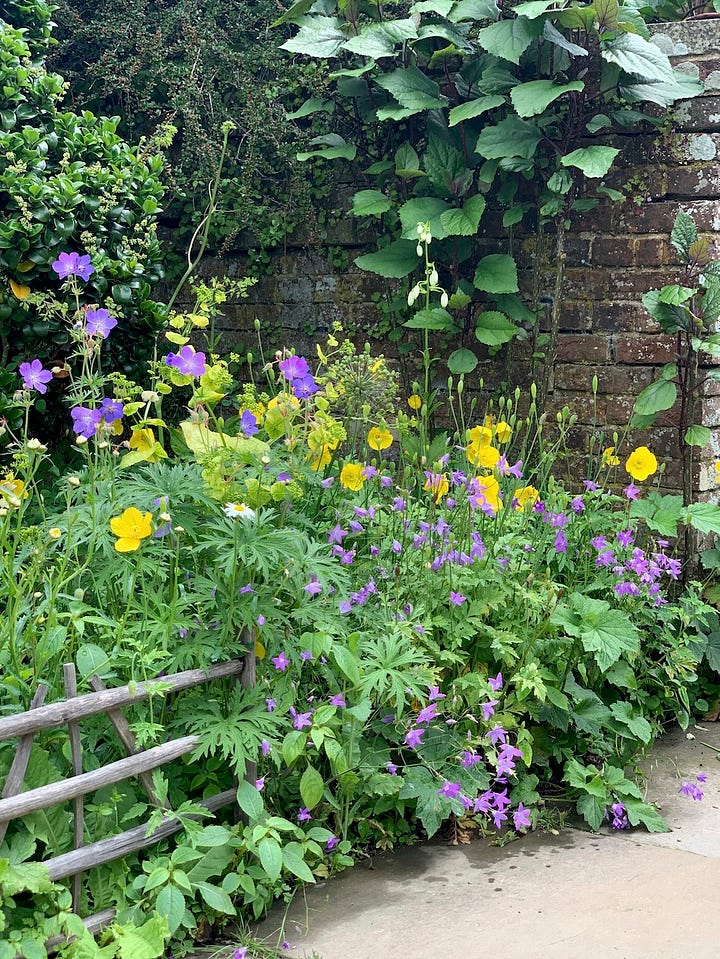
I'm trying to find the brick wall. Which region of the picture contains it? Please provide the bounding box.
[195,20,720,495]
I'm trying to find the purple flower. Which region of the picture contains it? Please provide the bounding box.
[438,780,461,799]
[266,698,277,712]
[697,772,708,784]
[257,614,266,627]
[553,530,568,554]
[19,359,53,394]
[261,739,271,757]
[300,649,314,661]
[461,751,482,768]
[52,251,94,281]
[255,777,265,791]
[570,496,585,513]
[428,686,446,702]
[362,465,378,479]
[624,482,640,501]
[328,524,347,545]
[292,374,318,399]
[450,591,466,606]
[321,477,334,488]
[279,355,309,380]
[392,497,406,512]
[679,781,703,801]
[326,836,339,851]
[281,942,290,953]
[404,727,425,749]
[488,673,503,692]
[165,345,207,378]
[240,409,258,437]
[329,694,346,707]
[86,308,117,338]
[99,397,123,424]
[298,807,312,823]
[391,539,402,554]
[71,405,102,438]
[610,801,629,829]
[617,529,633,548]
[272,652,289,671]
[290,707,313,730]
[277,472,291,482]
[513,803,532,831]
[415,703,438,725]
[240,584,256,595]
[233,949,248,959]
[386,762,398,775]
[481,700,499,721]
[583,480,599,492]
[304,578,322,596]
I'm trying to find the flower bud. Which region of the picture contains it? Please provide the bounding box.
[429,269,439,287]
[440,291,449,308]
[27,438,46,451]
[68,476,81,487]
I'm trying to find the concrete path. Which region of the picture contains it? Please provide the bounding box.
[250,723,720,959]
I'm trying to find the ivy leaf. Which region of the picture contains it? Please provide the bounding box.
[632,379,677,416]
[399,197,450,240]
[473,253,519,293]
[355,240,422,278]
[475,115,542,160]
[351,190,392,217]
[601,33,675,82]
[343,19,418,59]
[448,348,479,373]
[300,765,325,809]
[475,310,519,346]
[510,79,584,117]
[280,17,346,58]
[439,195,486,236]
[476,17,538,64]
[560,146,619,177]
[684,424,711,447]
[448,94,505,127]
[376,66,447,114]
[297,134,356,162]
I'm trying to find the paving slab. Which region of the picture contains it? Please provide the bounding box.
[250,723,720,959]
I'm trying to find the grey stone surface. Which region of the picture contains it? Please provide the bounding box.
[649,21,720,56]
[245,723,720,959]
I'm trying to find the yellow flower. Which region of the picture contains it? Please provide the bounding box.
[602,446,620,467]
[514,485,539,511]
[476,475,502,513]
[408,394,422,410]
[495,422,512,444]
[255,639,266,660]
[625,446,658,482]
[468,425,493,446]
[368,426,393,451]
[424,472,449,503]
[340,462,366,492]
[308,446,333,471]
[110,507,153,552]
[715,461,720,484]
[0,475,28,507]
[467,442,500,469]
[48,527,62,540]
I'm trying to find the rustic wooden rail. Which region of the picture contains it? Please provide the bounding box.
[0,656,248,949]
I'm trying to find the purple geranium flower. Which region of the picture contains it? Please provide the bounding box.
[52,251,94,282]
[164,345,207,377]
[279,355,309,381]
[292,374,318,399]
[71,405,103,439]
[86,308,117,338]
[19,359,53,394]
[240,409,258,437]
[450,591,466,606]
[99,397,123,424]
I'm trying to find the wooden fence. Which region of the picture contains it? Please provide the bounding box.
[0,654,254,947]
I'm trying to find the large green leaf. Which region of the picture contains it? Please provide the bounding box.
[257,837,283,881]
[554,593,640,671]
[475,115,542,160]
[542,20,588,56]
[114,916,169,959]
[448,94,505,126]
[630,493,683,538]
[399,197,450,240]
[474,310,519,346]
[351,190,392,217]
[395,142,425,178]
[236,780,264,822]
[411,0,455,13]
[343,19,418,59]
[281,17,346,58]
[424,137,473,198]
[405,307,457,330]
[670,210,698,259]
[619,70,704,107]
[194,881,236,915]
[448,348,479,373]
[601,32,675,82]
[624,800,667,833]
[576,794,606,830]
[300,765,325,809]
[684,424,711,447]
[282,842,316,883]
[687,503,720,535]
[476,17,538,64]
[297,134,357,162]
[439,195,486,236]
[155,885,186,935]
[609,702,653,743]
[376,66,447,114]
[632,378,677,416]
[355,240,422,278]
[658,284,696,305]
[560,146,619,177]
[513,0,563,15]
[641,289,690,334]
[510,79,584,117]
[449,0,501,21]
[272,0,316,26]
[473,253,519,293]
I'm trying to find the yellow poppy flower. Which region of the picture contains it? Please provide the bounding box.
[467,442,500,469]
[495,422,512,444]
[625,446,658,482]
[476,474,502,513]
[424,472,449,503]
[408,394,422,410]
[340,462,366,491]
[514,485,540,511]
[602,446,620,467]
[110,507,153,552]
[468,425,493,446]
[308,445,333,471]
[368,426,393,451]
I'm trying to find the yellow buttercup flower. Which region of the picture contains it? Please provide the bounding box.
[424,472,449,503]
[368,426,393,451]
[340,462,366,492]
[495,422,512,444]
[408,394,422,410]
[110,507,153,552]
[514,485,539,511]
[467,442,500,469]
[602,446,620,467]
[625,446,658,482]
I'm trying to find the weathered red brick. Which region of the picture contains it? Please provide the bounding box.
[614,334,677,365]
[557,334,611,363]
